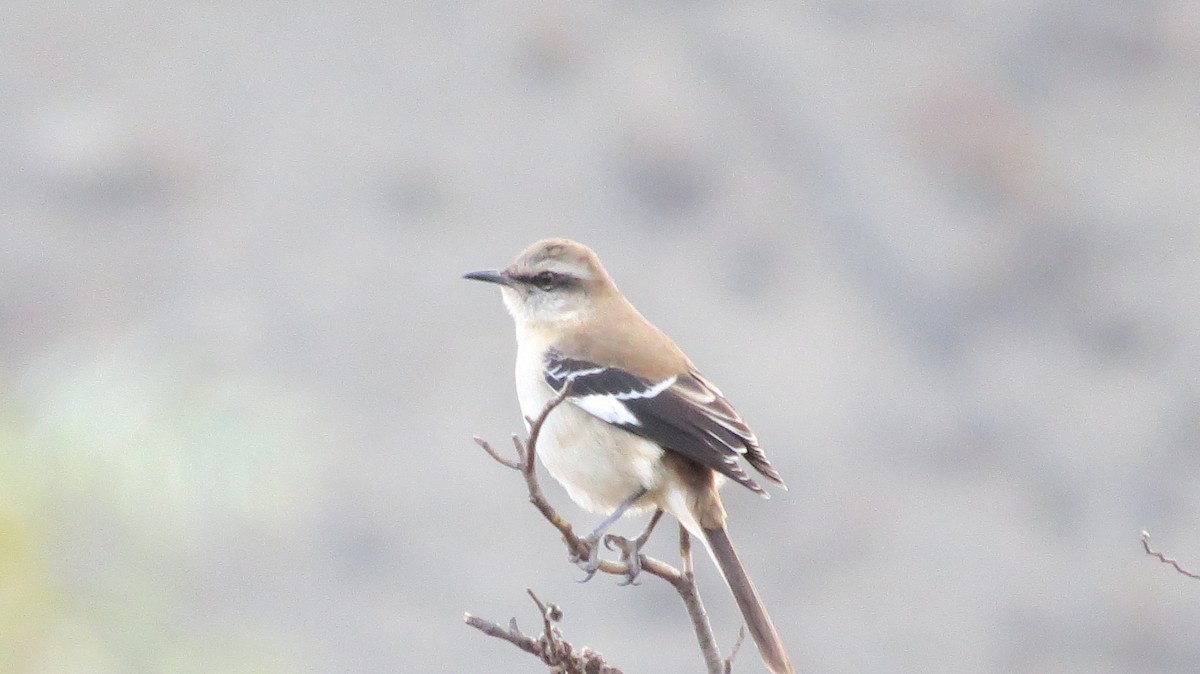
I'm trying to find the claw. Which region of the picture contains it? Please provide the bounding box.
[603,533,644,586]
[570,500,659,585]
[570,534,602,582]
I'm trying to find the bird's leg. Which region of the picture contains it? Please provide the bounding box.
[572,488,647,582]
[604,508,664,586]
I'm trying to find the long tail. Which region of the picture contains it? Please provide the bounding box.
[702,525,795,674]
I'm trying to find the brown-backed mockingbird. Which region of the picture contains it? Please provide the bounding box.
[465,238,793,674]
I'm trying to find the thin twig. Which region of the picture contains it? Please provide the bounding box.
[724,627,747,673]
[473,436,521,470]
[463,612,539,655]
[675,524,724,674]
[517,384,598,563]
[529,589,559,665]
[1142,530,1200,580]
[522,379,576,474]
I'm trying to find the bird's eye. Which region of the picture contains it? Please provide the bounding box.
[533,271,558,290]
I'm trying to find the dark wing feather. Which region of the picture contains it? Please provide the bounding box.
[545,351,785,495]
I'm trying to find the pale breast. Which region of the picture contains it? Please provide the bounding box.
[513,340,665,514]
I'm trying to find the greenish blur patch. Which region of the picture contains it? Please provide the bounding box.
[1,332,328,672]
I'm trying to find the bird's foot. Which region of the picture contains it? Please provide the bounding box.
[603,533,646,586]
[569,534,603,582]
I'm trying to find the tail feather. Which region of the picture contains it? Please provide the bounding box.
[702,525,795,674]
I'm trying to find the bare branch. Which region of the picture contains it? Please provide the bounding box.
[481,380,685,583]
[470,382,733,672]
[464,612,540,655]
[724,627,747,674]
[529,589,563,665]
[676,524,724,674]
[465,591,625,674]
[1142,530,1200,580]
[522,379,575,473]
[473,435,521,470]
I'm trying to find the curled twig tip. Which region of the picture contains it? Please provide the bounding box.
[1142,529,1200,580]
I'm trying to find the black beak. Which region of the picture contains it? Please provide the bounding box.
[462,269,514,286]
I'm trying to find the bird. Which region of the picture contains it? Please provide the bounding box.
[464,238,794,674]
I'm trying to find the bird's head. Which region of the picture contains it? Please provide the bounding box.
[464,238,617,331]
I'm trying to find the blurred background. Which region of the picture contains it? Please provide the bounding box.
[2,2,1199,672]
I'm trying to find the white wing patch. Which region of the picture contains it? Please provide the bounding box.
[542,349,785,494]
[569,375,677,427]
[573,394,639,425]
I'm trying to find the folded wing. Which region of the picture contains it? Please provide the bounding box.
[544,350,786,495]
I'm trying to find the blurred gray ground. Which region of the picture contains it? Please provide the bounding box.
[2,2,1199,672]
